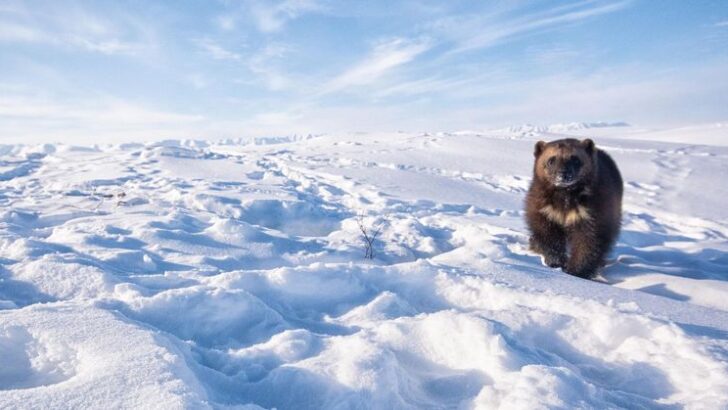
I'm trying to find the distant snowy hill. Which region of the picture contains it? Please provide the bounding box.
[1,127,727,408]
[503,121,630,135]
[495,121,728,147]
[545,121,631,132]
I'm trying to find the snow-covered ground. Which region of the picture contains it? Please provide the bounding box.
[1,125,727,409]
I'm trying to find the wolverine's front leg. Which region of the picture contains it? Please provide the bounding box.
[528,214,567,268]
[564,224,605,278]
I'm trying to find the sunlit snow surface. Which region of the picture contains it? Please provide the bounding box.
[1,128,728,409]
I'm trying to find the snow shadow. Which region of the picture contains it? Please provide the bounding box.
[602,211,728,304]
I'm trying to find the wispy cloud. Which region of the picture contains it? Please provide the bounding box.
[246,43,296,91]
[0,20,46,42]
[434,1,630,53]
[195,38,242,61]
[248,0,325,33]
[321,38,431,94]
[371,71,497,99]
[0,1,155,55]
[186,74,210,89]
[195,38,296,92]
[333,1,628,101]
[216,14,237,31]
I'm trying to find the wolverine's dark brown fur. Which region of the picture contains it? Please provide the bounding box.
[525,138,623,279]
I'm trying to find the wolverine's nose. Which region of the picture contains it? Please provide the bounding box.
[555,171,575,186]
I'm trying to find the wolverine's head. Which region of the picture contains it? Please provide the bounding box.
[533,138,596,188]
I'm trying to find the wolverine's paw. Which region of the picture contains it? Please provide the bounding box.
[541,253,566,268]
[562,264,596,279]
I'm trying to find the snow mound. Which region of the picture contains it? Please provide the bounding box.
[0,326,75,390]
[0,305,209,408]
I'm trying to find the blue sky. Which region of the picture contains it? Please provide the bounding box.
[1,0,727,142]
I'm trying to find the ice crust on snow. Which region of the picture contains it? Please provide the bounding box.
[1,129,728,409]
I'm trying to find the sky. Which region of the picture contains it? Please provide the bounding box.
[1,0,727,143]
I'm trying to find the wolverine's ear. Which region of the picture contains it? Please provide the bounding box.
[534,141,546,158]
[581,139,595,155]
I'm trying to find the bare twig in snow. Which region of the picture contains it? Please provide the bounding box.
[357,213,385,260]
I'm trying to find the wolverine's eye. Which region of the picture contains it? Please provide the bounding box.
[546,157,556,167]
[568,156,582,167]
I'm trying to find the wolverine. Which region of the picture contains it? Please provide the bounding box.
[525,138,623,279]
